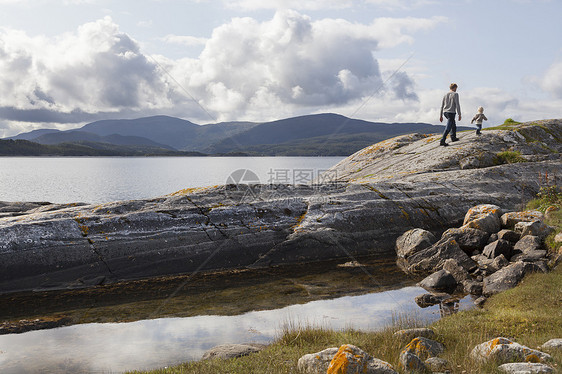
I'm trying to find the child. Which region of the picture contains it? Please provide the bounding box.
[471,106,487,135]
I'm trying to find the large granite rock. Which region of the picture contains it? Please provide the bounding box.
[1,120,560,293]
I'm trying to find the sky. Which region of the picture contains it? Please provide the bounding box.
[0,0,561,137]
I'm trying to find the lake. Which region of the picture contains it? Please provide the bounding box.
[0,156,473,373]
[0,156,345,204]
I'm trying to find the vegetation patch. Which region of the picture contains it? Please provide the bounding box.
[493,150,527,165]
[483,118,522,131]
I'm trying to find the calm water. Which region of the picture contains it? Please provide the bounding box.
[0,286,473,374]
[0,156,344,204]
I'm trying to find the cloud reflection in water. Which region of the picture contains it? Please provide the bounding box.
[0,286,472,373]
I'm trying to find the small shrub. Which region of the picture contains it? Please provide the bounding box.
[503,118,521,126]
[493,150,527,165]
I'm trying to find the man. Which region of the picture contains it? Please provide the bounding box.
[439,83,461,146]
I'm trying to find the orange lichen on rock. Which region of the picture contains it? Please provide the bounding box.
[327,345,352,374]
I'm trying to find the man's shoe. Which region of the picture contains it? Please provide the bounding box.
[451,137,460,142]
[440,142,449,147]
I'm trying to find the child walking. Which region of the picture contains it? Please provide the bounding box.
[471,106,487,135]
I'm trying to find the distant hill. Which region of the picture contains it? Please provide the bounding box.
[0,139,205,157]
[206,113,470,155]
[3,113,471,156]
[32,130,176,150]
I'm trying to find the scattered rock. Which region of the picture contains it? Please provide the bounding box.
[497,229,521,243]
[424,357,450,372]
[489,254,510,273]
[544,206,559,220]
[471,337,552,364]
[402,337,445,361]
[522,261,549,274]
[511,250,548,263]
[398,350,426,373]
[554,232,562,244]
[442,258,470,282]
[514,235,544,252]
[483,262,526,296]
[462,279,483,295]
[463,204,503,233]
[327,344,397,374]
[515,221,555,240]
[415,293,448,308]
[488,233,499,244]
[201,343,266,360]
[297,347,339,374]
[393,328,436,342]
[395,228,437,259]
[498,362,554,373]
[441,227,490,253]
[540,339,562,352]
[406,237,477,275]
[482,239,513,259]
[474,296,487,307]
[501,211,545,229]
[419,269,458,293]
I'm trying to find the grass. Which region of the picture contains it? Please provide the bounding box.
[493,150,527,165]
[128,187,562,374]
[483,118,522,131]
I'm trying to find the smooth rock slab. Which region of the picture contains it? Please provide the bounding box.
[471,337,552,364]
[201,343,266,360]
[297,347,339,373]
[326,344,397,374]
[498,362,554,373]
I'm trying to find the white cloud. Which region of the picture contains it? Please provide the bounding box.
[0,10,444,133]
[364,0,437,10]
[223,0,352,11]
[160,34,208,46]
[540,61,562,99]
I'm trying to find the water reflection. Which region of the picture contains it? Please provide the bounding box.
[0,286,473,374]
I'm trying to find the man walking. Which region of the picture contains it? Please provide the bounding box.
[439,83,461,146]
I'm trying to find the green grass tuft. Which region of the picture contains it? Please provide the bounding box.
[494,150,527,165]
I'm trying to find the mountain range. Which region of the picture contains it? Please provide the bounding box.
[2,113,471,156]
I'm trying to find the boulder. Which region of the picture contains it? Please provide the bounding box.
[483,262,526,296]
[471,337,552,364]
[419,269,458,293]
[398,350,426,373]
[395,228,437,259]
[297,347,339,374]
[501,211,545,229]
[414,293,448,308]
[488,233,499,244]
[406,237,477,275]
[393,328,436,342]
[514,221,555,240]
[514,236,544,252]
[522,261,549,274]
[401,337,444,361]
[201,343,266,360]
[463,204,503,233]
[489,254,510,273]
[424,357,450,372]
[498,362,554,373]
[545,206,559,220]
[497,229,521,243]
[482,239,513,259]
[474,296,487,307]
[327,344,397,374]
[511,250,548,263]
[442,258,470,282]
[540,339,562,352]
[555,232,562,244]
[462,279,483,295]
[441,227,490,253]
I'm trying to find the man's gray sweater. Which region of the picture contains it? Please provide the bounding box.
[440,91,461,116]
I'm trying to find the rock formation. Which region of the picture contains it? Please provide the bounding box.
[0,119,560,293]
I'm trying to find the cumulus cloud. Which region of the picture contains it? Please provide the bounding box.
[223,0,352,11]
[0,10,443,134]
[540,61,562,99]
